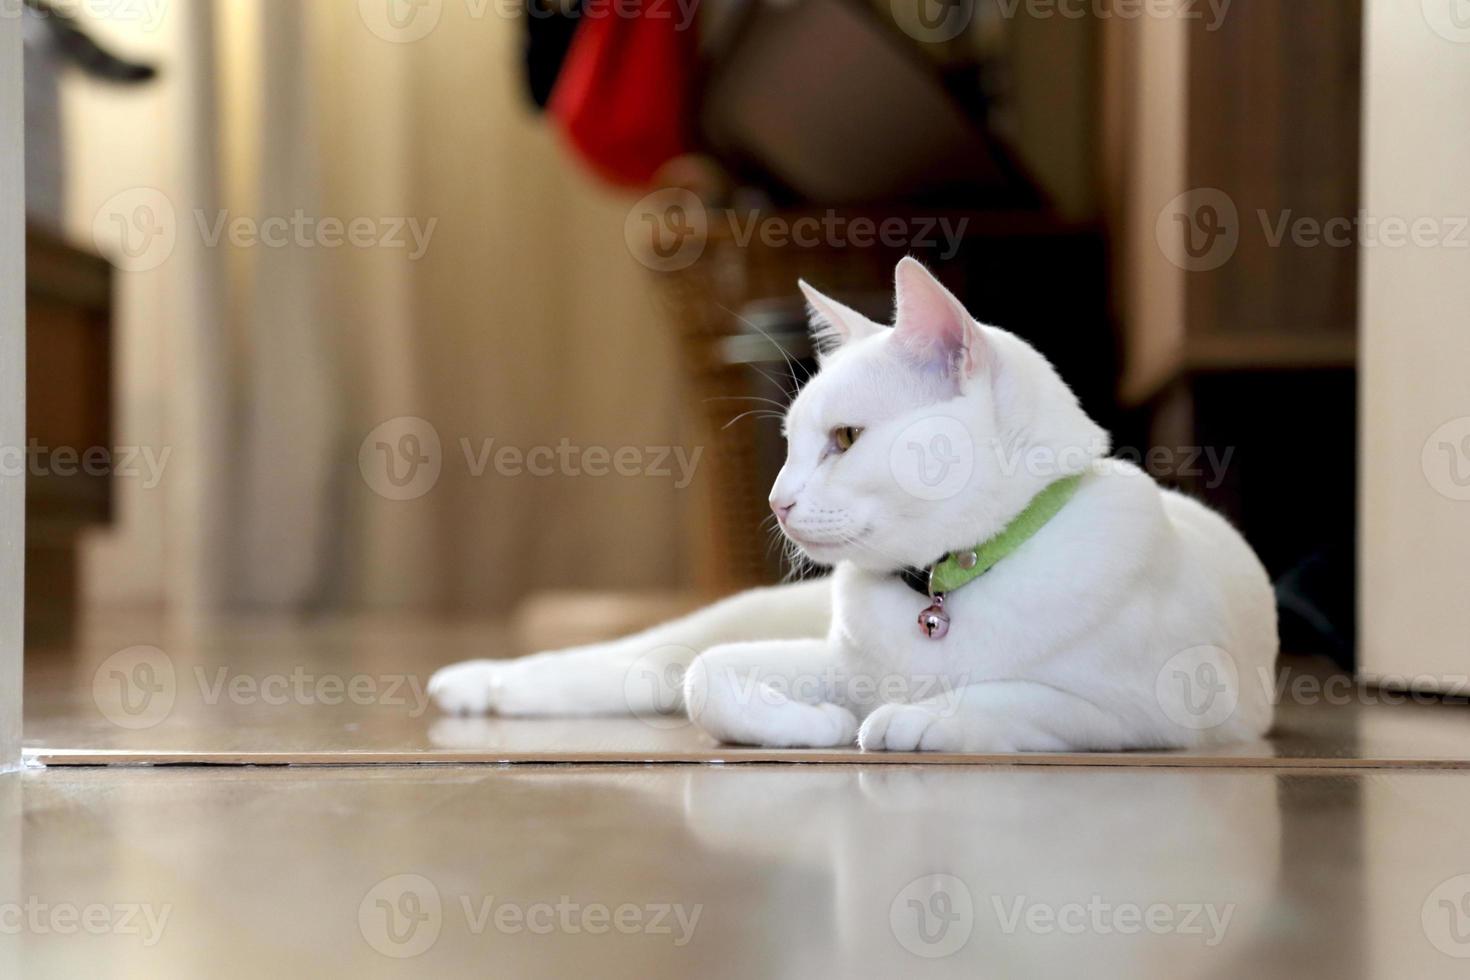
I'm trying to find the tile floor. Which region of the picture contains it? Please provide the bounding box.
[7,613,1470,977]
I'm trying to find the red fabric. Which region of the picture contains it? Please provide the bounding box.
[548,3,697,188]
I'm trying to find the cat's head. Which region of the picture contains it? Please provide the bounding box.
[770,257,1109,572]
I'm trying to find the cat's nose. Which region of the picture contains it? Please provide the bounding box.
[770,496,795,523]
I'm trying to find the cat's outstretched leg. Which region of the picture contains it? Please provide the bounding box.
[428,578,831,717]
[857,681,1139,753]
[684,639,857,748]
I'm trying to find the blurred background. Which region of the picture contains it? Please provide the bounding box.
[21,0,1372,671]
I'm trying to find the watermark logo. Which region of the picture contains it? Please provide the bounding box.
[625,194,971,272]
[460,437,702,488]
[359,875,701,953]
[894,0,1234,39]
[663,661,967,732]
[1160,191,1469,270]
[92,646,176,730]
[359,0,444,42]
[1156,645,1239,731]
[890,873,974,958]
[991,894,1234,945]
[1423,0,1470,43]
[0,898,172,946]
[0,441,172,489]
[194,210,437,260]
[889,414,975,502]
[1157,187,1240,272]
[360,417,444,501]
[890,0,974,42]
[360,874,444,958]
[7,0,170,32]
[194,666,431,717]
[91,188,436,269]
[1422,417,1470,501]
[1423,874,1470,957]
[1261,665,1470,708]
[622,645,701,730]
[92,187,177,273]
[626,188,708,273]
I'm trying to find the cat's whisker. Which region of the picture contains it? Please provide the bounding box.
[722,412,784,431]
[719,302,812,390]
[740,361,798,403]
[704,395,790,411]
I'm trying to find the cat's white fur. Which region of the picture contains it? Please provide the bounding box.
[430,259,1277,751]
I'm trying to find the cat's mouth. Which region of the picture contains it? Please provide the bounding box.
[783,524,871,553]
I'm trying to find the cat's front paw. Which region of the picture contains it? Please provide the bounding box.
[858,703,966,753]
[428,659,504,715]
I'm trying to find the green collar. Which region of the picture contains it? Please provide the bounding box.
[899,474,1084,598]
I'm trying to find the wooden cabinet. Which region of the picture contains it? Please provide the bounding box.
[25,226,113,648]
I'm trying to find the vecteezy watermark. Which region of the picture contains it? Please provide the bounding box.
[888,0,976,43]
[624,189,971,273]
[890,875,1235,957]
[622,645,701,730]
[357,0,700,44]
[989,894,1235,946]
[91,188,438,273]
[1156,187,1241,272]
[0,441,172,490]
[624,189,709,273]
[1155,645,1241,731]
[1261,666,1470,708]
[1423,417,1470,502]
[991,440,1236,490]
[92,646,434,729]
[890,874,976,958]
[627,651,970,731]
[885,414,1237,503]
[194,666,430,718]
[1157,656,1470,732]
[93,187,179,273]
[1157,187,1470,272]
[360,875,443,959]
[0,898,173,947]
[358,874,703,959]
[1257,210,1470,251]
[359,416,705,501]
[4,0,170,31]
[93,646,177,730]
[1423,874,1470,958]
[888,415,977,502]
[195,210,437,261]
[1422,0,1470,44]
[889,0,1232,44]
[359,417,444,501]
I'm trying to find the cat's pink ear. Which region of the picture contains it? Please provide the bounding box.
[799,280,886,353]
[892,257,984,381]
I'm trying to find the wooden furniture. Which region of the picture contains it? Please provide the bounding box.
[1103,0,1364,666]
[658,208,1111,592]
[24,225,114,648]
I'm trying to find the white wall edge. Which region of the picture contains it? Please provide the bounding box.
[0,14,26,772]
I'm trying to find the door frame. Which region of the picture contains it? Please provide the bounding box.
[1,13,26,773]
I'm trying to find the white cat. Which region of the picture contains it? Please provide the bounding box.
[430,258,1277,752]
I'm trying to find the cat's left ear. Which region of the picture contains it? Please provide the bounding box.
[799,280,887,354]
[891,257,987,385]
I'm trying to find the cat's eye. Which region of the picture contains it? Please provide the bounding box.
[832,426,864,452]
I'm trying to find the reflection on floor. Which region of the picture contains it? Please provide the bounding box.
[10,613,1470,976]
[5,765,1470,977]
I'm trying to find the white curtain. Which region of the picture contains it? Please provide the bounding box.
[76,0,692,616]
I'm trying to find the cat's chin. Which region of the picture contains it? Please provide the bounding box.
[782,528,889,570]
[781,531,848,565]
